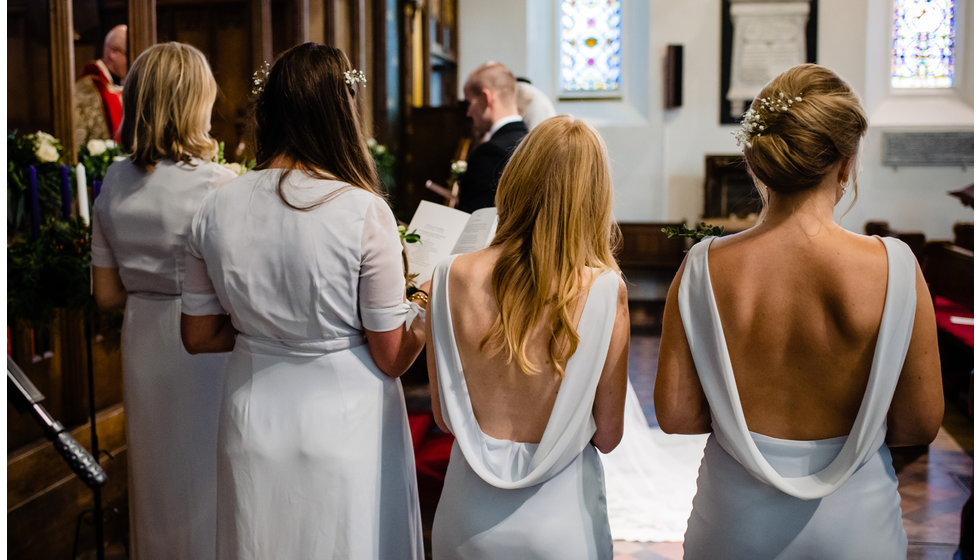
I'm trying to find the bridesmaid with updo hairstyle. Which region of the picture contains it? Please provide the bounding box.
[656,63,943,559]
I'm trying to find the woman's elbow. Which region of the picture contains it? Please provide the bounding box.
[94,290,126,310]
[180,331,206,355]
[592,425,624,454]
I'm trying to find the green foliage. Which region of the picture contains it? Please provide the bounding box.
[661,222,725,242]
[8,218,94,328]
[367,139,396,193]
[77,138,125,184]
[8,131,67,238]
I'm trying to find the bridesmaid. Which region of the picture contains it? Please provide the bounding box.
[180,43,427,559]
[91,42,235,559]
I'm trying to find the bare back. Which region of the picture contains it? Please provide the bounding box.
[444,247,624,444]
[707,227,889,439]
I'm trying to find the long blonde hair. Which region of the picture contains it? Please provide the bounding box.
[482,115,621,377]
[120,42,219,170]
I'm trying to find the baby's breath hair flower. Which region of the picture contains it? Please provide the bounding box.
[344,69,367,87]
[733,91,803,147]
[251,61,271,96]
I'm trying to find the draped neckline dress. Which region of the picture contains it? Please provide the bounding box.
[429,256,620,560]
[678,236,916,559]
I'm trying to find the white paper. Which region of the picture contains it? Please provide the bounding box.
[403,201,498,284]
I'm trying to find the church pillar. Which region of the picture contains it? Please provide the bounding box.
[251,0,272,68]
[49,0,76,162]
[128,0,157,59]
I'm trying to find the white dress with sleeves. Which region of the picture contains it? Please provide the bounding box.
[182,169,423,560]
[678,236,916,559]
[428,256,619,560]
[91,158,236,560]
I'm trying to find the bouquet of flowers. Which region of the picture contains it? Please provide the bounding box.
[8,131,68,238]
[449,159,467,184]
[212,141,254,176]
[77,138,125,184]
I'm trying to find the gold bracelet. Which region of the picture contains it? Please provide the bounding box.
[407,290,429,307]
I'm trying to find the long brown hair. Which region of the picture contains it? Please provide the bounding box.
[483,115,621,377]
[120,42,218,170]
[251,42,380,209]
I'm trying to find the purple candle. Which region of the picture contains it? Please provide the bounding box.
[93,179,102,200]
[29,165,40,239]
[60,164,72,220]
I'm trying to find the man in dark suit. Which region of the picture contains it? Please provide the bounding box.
[456,62,529,213]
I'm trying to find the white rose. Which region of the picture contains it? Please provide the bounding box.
[35,131,57,144]
[451,160,468,175]
[366,138,378,149]
[105,139,116,149]
[87,139,107,156]
[225,162,243,175]
[36,142,59,163]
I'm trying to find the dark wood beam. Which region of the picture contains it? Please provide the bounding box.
[49,0,76,161]
[128,0,157,59]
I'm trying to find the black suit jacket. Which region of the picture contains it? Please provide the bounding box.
[456,120,529,213]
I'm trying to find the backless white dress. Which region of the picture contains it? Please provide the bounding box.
[92,159,236,559]
[182,169,424,560]
[428,256,619,560]
[678,236,916,559]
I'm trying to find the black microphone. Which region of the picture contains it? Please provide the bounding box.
[8,355,107,489]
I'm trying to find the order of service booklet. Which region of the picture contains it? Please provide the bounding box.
[403,200,498,285]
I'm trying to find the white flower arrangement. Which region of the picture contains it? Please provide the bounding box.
[34,131,60,163]
[344,69,367,87]
[86,139,107,156]
[733,91,803,147]
[450,160,467,176]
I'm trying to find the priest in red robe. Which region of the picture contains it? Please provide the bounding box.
[74,24,128,148]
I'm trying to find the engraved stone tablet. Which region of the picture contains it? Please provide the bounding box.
[882,132,974,167]
[727,1,811,118]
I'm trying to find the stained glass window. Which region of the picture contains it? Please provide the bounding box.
[891,0,955,88]
[559,0,623,96]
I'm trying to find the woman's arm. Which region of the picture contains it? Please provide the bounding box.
[365,280,431,378]
[886,263,944,446]
[425,289,449,434]
[591,277,630,453]
[92,265,127,309]
[654,258,711,434]
[181,313,237,354]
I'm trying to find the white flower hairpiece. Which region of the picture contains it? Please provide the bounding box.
[344,69,367,87]
[251,61,271,96]
[733,91,803,147]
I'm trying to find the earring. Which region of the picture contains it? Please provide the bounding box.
[839,179,848,196]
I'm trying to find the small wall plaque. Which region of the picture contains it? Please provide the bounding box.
[882,132,974,167]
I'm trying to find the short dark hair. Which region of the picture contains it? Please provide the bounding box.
[252,42,380,208]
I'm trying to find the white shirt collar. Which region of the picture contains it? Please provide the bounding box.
[488,114,524,137]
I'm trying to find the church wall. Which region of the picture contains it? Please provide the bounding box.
[457,0,973,240]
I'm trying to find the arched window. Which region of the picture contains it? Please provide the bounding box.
[891,0,956,88]
[559,0,623,98]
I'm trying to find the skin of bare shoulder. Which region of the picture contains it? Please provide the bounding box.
[658,221,942,443]
[430,248,628,446]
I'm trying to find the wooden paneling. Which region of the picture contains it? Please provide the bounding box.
[8,0,56,136]
[128,0,157,59]
[617,223,687,271]
[7,405,129,559]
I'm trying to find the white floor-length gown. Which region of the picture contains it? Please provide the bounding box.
[678,236,915,559]
[599,381,707,542]
[428,257,620,560]
[182,169,423,560]
[92,158,236,559]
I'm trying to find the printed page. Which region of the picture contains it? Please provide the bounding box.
[403,200,472,284]
[451,207,498,254]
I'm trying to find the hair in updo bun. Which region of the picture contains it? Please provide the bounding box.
[739,64,867,194]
